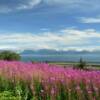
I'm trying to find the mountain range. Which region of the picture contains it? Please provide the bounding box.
[20,49,100,55]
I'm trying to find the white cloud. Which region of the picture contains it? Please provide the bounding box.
[0,28,100,51]
[0,6,12,13]
[17,0,41,10]
[79,17,100,23]
[0,0,41,13]
[44,0,100,12]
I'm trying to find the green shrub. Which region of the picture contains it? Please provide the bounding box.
[0,51,20,61]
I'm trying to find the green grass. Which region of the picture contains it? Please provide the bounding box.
[0,91,21,100]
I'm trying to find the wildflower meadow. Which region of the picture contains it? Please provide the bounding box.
[0,61,99,100]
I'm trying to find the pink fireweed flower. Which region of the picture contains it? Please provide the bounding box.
[0,60,99,99]
[51,88,55,95]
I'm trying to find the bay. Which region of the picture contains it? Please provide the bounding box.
[21,53,100,64]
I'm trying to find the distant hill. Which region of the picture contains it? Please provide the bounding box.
[20,49,98,55]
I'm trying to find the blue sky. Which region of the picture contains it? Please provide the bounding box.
[0,0,100,51]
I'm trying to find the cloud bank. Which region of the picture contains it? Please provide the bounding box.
[79,16,100,23]
[0,0,100,13]
[0,28,100,51]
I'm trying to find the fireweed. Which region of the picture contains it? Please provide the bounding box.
[0,61,99,100]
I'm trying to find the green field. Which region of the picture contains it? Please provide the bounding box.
[49,62,100,70]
